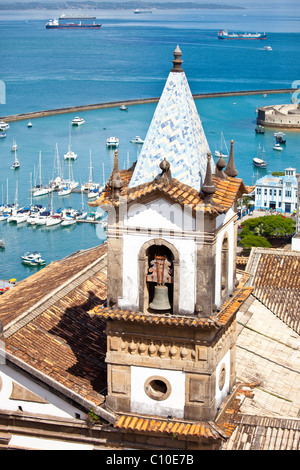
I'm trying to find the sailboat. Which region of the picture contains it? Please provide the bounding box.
[253,145,267,168]
[32,152,53,197]
[64,124,77,160]
[10,149,20,170]
[11,140,17,151]
[215,131,229,158]
[81,151,96,192]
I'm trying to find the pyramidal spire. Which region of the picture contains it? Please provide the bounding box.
[201,152,216,203]
[129,46,212,191]
[109,150,123,199]
[224,140,238,178]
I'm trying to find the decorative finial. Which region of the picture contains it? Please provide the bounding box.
[109,150,124,199]
[215,155,227,179]
[171,45,184,73]
[224,140,238,178]
[201,152,216,203]
[155,158,173,185]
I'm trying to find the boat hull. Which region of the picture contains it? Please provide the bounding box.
[46,24,101,29]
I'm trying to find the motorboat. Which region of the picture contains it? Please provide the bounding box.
[0,132,6,139]
[21,252,46,266]
[274,132,286,144]
[264,46,272,51]
[130,136,144,144]
[71,116,85,126]
[11,140,17,151]
[64,148,77,160]
[0,240,5,249]
[255,125,265,134]
[0,121,9,131]
[119,105,128,111]
[106,137,119,148]
[27,122,32,128]
[35,211,51,225]
[273,142,283,151]
[86,212,102,222]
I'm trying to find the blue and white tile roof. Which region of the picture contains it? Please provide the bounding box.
[129,52,212,191]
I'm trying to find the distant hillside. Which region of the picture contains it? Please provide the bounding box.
[0,2,245,11]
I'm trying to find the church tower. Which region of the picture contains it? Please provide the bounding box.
[90,47,249,423]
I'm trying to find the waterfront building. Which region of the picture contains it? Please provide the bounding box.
[254,168,298,213]
[0,48,299,451]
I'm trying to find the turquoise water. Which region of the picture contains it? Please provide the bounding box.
[0,8,300,282]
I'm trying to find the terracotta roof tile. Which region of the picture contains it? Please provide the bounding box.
[89,165,250,216]
[114,414,227,440]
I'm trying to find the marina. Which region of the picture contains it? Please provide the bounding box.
[0,10,300,283]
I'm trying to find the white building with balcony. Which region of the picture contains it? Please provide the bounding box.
[254,168,298,214]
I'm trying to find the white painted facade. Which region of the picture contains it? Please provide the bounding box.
[119,198,197,314]
[215,349,231,408]
[131,365,185,418]
[118,232,196,314]
[214,213,236,309]
[0,363,84,419]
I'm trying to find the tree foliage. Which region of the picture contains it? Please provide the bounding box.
[239,215,296,249]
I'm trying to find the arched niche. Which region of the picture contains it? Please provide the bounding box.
[138,239,180,314]
[221,233,229,301]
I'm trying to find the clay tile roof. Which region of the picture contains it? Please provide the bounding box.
[114,414,228,441]
[246,247,300,334]
[0,244,110,410]
[89,165,251,216]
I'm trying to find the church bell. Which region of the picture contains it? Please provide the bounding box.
[149,285,171,312]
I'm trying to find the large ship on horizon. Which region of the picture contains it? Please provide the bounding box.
[218,29,266,39]
[46,15,101,29]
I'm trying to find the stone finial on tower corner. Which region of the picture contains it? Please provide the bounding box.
[201,152,216,203]
[224,140,238,178]
[171,45,184,73]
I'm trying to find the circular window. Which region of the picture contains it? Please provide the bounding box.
[144,376,171,401]
[218,364,226,391]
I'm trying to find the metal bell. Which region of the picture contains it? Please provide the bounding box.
[149,285,171,312]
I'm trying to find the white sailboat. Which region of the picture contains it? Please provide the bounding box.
[10,149,20,170]
[81,151,95,192]
[215,131,229,158]
[11,140,17,152]
[64,124,77,160]
[32,152,53,197]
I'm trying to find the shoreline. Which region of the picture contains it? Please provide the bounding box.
[0,88,294,123]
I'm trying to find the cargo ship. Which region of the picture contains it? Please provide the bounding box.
[218,30,266,39]
[46,15,101,29]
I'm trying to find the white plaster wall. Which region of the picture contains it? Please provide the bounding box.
[131,366,185,418]
[118,234,196,314]
[0,364,84,419]
[125,198,195,232]
[291,236,300,252]
[215,205,235,230]
[9,434,94,451]
[215,349,231,408]
[214,216,235,309]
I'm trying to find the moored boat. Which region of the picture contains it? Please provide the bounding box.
[130,136,144,144]
[71,116,85,126]
[218,30,267,39]
[253,145,267,168]
[46,16,101,29]
[106,137,119,148]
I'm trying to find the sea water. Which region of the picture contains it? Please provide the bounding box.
[0,7,299,281]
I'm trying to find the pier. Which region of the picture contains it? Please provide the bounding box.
[0,88,295,123]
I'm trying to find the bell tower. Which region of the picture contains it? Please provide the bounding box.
[90,47,249,423]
